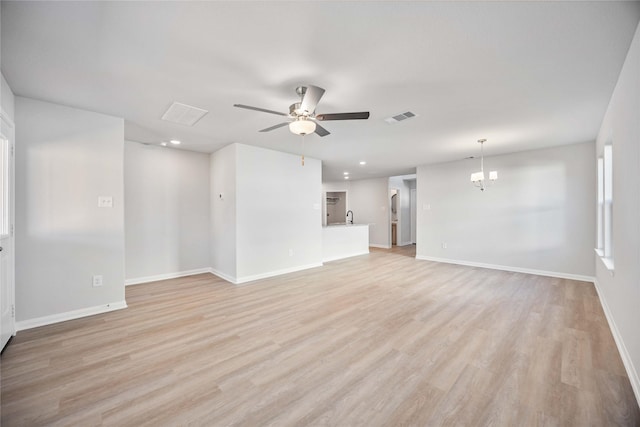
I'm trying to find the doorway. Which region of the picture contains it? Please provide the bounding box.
[390,189,398,246]
[326,191,347,225]
[1,113,15,351]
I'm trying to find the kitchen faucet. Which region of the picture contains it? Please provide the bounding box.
[346,210,354,224]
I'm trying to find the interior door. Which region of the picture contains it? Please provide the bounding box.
[1,115,15,351]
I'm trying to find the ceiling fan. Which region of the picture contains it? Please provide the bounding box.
[233,85,370,137]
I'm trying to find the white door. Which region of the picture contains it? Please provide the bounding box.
[1,114,15,351]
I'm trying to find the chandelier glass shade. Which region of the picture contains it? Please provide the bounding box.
[470,139,498,191]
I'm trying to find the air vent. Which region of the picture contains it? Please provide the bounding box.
[384,111,417,124]
[161,102,208,126]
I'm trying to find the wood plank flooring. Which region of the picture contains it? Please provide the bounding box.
[2,247,639,426]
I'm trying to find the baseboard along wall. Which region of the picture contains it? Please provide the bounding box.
[415,255,595,283]
[593,279,640,407]
[16,301,127,331]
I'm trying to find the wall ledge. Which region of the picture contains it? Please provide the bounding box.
[16,301,127,331]
[415,255,595,283]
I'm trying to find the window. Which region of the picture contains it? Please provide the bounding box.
[596,144,614,272]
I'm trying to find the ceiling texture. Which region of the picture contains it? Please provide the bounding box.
[2,1,639,181]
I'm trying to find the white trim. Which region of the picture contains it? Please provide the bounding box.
[415,255,594,283]
[0,110,16,344]
[0,109,15,128]
[593,279,640,407]
[398,241,413,247]
[235,262,323,285]
[16,301,127,331]
[369,244,392,249]
[125,268,212,286]
[322,250,369,263]
[209,267,238,284]
[597,255,615,276]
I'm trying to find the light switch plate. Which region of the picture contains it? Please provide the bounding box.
[92,275,103,287]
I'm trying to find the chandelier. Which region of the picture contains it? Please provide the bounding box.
[470,139,498,191]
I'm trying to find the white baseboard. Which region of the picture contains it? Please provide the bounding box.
[370,244,391,249]
[16,301,128,331]
[593,279,640,407]
[210,268,238,284]
[415,255,595,283]
[125,268,212,286]
[323,250,369,263]
[235,262,323,285]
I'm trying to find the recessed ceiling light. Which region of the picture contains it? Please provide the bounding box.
[344,176,349,180]
[344,172,349,175]
[170,139,181,145]
[359,161,366,165]
[161,142,168,146]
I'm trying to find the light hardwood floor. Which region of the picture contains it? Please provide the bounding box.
[2,248,639,426]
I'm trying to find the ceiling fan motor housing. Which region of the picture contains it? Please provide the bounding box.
[289,102,309,117]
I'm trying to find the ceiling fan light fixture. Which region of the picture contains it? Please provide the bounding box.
[289,119,316,136]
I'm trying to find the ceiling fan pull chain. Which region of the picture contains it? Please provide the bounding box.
[301,134,305,166]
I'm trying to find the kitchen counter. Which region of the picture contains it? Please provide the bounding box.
[322,223,370,262]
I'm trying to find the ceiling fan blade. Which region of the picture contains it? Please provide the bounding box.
[234,104,288,116]
[300,85,325,114]
[316,112,370,121]
[259,122,290,132]
[314,123,331,137]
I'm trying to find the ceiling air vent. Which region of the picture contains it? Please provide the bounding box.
[384,111,417,124]
[161,102,208,126]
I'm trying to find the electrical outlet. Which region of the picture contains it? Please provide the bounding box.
[441,243,447,249]
[98,196,113,208]
[92,275,103,287]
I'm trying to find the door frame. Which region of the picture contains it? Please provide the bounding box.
[389,188,399,246]
[1,109,16,352]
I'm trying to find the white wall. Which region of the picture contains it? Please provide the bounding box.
[124,141,210,282]
[348,178,390,248]
[594,22,640,404]
[15,97,125,323]
[1,73,15,121]
[235,143,322,281]
[416,142,595,278]
[210,143,237,282]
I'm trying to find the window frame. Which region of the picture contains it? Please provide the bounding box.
[596,143,614,273]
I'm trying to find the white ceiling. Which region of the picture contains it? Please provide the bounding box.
[2,1,639,181]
